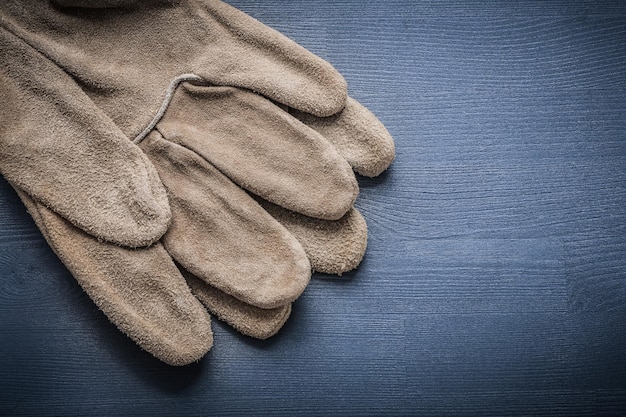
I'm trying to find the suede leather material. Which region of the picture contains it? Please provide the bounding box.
[15,187,213,366]
[260,202,369,275]
[51,0,175,8]
[4,80,393,364]
[7,79,394,362]
[140,130,311,309]
[0,0,347,124]
[128,81,392,308]
[0,27,171,247]
[292,97,396,178]
[151,82,394,275]
[184,272,292,340]
[0,0,396,365]
[0,0,356,242]
[15,185,299,363]
[156,83,358,221]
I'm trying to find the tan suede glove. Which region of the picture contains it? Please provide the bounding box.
[0,0,350,245]
[8,80,394,365]
[1,0,394,364]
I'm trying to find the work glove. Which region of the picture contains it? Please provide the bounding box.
[0,0,395,364]
[5,78,394,365]
[0,0,354,244]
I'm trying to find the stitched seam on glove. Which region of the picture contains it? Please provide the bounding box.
[133,73,205,145]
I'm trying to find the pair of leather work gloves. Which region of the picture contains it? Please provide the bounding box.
[0,0,394,365]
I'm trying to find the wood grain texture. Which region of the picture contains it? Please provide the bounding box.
[1,1,625,416]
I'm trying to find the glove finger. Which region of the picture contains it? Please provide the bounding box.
[195,0,347,118]
[290,97,396,178]
[259,199,369,275]
[2,0,345,124]
[183,271,292,340]
[14,186,213,366]
[155,82,358,221]
[140,130,311,310]
[0,27,170,247]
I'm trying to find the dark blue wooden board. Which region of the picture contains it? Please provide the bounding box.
[1,1,626,416]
